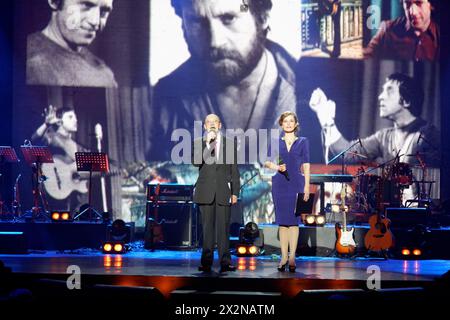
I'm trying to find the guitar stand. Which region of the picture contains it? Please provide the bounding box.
[365,249,390,260]
[334,251,358,259]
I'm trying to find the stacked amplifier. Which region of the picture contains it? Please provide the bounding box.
[144,183,198,249]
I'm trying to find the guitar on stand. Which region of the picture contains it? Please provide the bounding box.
[364,174,394,257]
[335,183,356,255]
[95,124,108,214]
[145,183,164,251]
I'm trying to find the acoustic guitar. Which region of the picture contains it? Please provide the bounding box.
[364,177,394,252]
[41,155,120,200]
[335,183,356,255]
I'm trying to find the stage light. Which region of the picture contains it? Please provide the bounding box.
[306,215,315,224]
[235,244,261,257]
[331,204,348,213]
[304,214,326,226]
[51,211,72,222]
[401,248,411,256]
[61,213,70,220]
[243,222,259,242]
[109,219,131,243]
[248,246,258,255]
[412,249,422,256]
[234,222,264,256]
[331,204,340,214]
[316,215,326,225]
[102,241,126,254]
[237,246,247,255]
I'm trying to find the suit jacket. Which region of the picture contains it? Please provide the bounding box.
[192,136,240,206]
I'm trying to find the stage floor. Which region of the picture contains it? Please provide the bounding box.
[2,248,449,282]
[2,248,450,317]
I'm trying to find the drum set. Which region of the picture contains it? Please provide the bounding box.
[353,156,434,213]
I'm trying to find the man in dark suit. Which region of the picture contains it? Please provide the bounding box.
[193,114,240,273]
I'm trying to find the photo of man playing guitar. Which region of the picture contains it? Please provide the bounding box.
[31,105,89,212]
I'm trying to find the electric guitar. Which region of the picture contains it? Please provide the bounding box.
[335,183,356,255]
[364,177,394,252]
[145,183,164,249]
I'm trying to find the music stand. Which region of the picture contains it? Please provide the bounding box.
[73,152,109,220]
[0,147,20,215]
[21,145,54,220]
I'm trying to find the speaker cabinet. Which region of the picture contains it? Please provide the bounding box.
[144,202,197,248]
[385,207,429,228]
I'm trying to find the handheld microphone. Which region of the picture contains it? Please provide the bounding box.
[277,156,290,180]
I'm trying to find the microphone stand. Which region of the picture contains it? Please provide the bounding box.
[327,140,361,175]
[357,154,404,178]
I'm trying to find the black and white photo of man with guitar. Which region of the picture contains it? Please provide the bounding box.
[31,105,90,212]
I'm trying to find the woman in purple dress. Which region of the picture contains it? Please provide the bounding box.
[265,112,311,272]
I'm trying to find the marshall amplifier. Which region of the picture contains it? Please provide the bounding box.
[145,184,197,248]
[147,183,193,202]
[144,202,198,248]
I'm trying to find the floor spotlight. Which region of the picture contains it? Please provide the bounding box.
[102,241,127,254]
[248,245,259,255]
[50,211,72,222]
[305,215,316,225]
[401,248,411,256]
[235,222,264,257]
[235,244,261,257]
[304,214,326,226]
[237,246,247,255]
